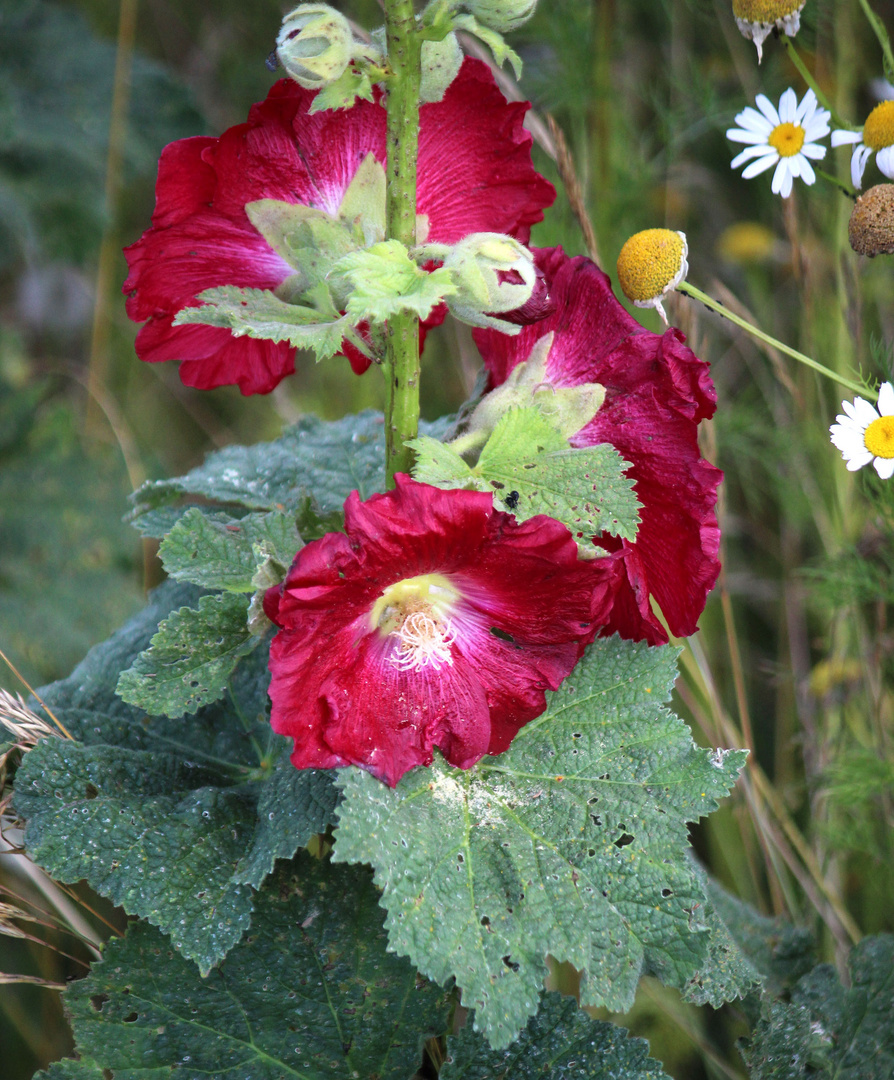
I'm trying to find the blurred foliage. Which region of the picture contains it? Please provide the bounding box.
[2,0,894,1077]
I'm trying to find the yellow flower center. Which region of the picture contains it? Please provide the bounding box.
[863,101,894,152]
[369,574,460,672]
[616,229,686,303]
[768,122,805,157]
[732,0,801,19]
[864,415,894,459]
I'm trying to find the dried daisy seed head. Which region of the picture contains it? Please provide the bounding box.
[848,184,894,257]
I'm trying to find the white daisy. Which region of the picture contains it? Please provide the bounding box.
[830,382,894,479]
[732,0,806,64]
[831,101,894,190]
[727,88,830,198]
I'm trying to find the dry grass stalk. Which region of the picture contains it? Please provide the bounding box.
[545,113,601,267]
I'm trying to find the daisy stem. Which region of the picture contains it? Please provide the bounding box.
[677,281,872,399]
[857,0,894,78]
[780,36,849,131]
[383,0,423,487]
[814,167,857,200]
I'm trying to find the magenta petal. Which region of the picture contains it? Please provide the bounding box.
[266,477,614,786]
[474,248,722,642]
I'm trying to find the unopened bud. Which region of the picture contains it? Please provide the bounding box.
[276,4,353,89]
[465,0,538,33]
[443,233,536,332]
[848,184,894,257]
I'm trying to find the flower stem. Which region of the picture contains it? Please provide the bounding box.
[677,281,872,399]
[383,0,423,487]
[815,167,857,200]
[856,0,894,80]
[780,35,848,131]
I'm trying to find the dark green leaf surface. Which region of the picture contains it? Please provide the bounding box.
[744,934,894,1080]
[14,582,338,972]
[129,412,452,530]
[334,636,746,1048]
[159,508,300,592]
[116,592,256,718]
[441,992,670,1079]
[48,856,450,1080]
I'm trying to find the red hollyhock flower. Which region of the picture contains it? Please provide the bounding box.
[474,247,722,645]
[123,59,555,394]
[263,475,616,787]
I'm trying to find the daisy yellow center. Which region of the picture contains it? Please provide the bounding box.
[768,122,805,157]
[863,101,894,152]
[732,0,801,19]
[616,229,685,303]
[370,574,460,672]
[864,415,894,459]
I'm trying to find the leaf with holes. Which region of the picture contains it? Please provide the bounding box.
[333,635,746,1048]
[158,508,300,593]
[42,855,450,1080]
[14,582,338,973]
[441,991,671,1079]
[115,592,256,718]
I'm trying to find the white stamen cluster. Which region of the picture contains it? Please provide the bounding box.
[390,610,457,672]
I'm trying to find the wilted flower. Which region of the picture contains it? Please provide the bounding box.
[831,101,894,190]
[123,59,554,394]
[474,247,722,646]
[616,229,688,325]
[848,184,894,256]
[731,0,806,63]
[727,88,830,198]
[264,476,616,786]
[830,382,894,479]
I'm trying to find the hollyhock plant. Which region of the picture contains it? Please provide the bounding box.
[123,57,554,393]
[474,247,722,645]
[263,475,618,786]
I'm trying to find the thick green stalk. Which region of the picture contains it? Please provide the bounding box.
[383,0,423,486]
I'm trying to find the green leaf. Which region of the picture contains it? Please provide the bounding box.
[336,152,386,243]
[246,200,362,292]
[35,1063,106,1080]
[173,284,348,360]
[408,435,478,488]
[333,635,746,1048]
[704,877,815,998]
[116,592,256,718]
[742,934,894,1079]
[234,741,338,889]
[334,239,457,323]
[442,991,671,1079]
[49,856,450,1080]
[128,412,453,531]
[452,14,523,77]
[310,64,376,113]
[158,508,300,593]
[14,583,339,973]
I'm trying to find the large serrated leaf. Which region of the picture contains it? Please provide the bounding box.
[442,991,671,1079]
[174,284,349,360]
[15,582,339,973]
[334,239,457,322]
[333,635,746,1048]
[116,592,256,718]
[159,508,300,592]
[128,412,452,529]
[742,934,894,1080]
[43,856,450,1080]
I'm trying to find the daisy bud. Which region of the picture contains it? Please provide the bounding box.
[731,0,806,63]
[848,184,894,257]
[616,229,688,326]
[276,3,353,90]
[464,0,538,33]
[443,233,537,331]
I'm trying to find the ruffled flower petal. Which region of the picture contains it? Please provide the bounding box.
[124,59,554,395]
[473,248,721,644]
[265,475,613,786]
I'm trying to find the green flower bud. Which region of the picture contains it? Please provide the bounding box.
[276,4,353,90]
[442,233,536,332]
[464,0,537,33]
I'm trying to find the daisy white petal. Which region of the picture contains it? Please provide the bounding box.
[772,159,793,197]
[876,144,894,179]
[795,89,817,124]
[742,153,779,179]
[852,145,872,189]
[831,129,862,147]
[847,452,875,471]
[736,109,775,134]
[731,145,778,168]
[755,94,780,126]
[727,128,777,145]
[876,457,894,479]
[801,142,827,161]
[877,381,894,414]
[853,397,880,425]
[778,88,798,123]
[799,157,816,185]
